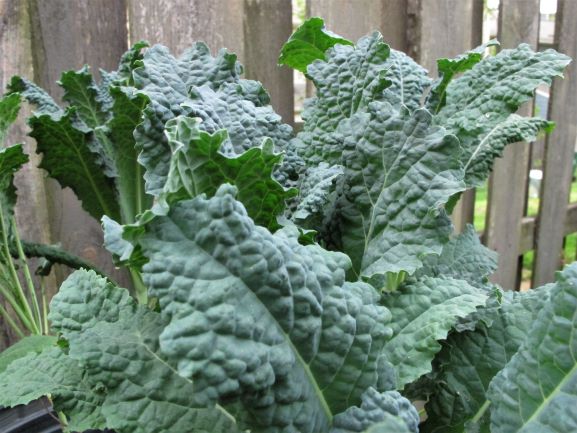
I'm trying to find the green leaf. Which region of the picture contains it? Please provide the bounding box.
[427,40,499,113]
[331,388,419,433]
[416,225,498,287]
[8,76,61,115]
[380,277,487,390]
[28,110,120,220]
[161,116,296,229]
[0,144,29,230]
[49,269,240,433]
[0,334,57,374]
[488,264,577,433]
[420,288,549,433]
[292,162,344,230]
[437,44,570,135]
[462,115,553,187]
[59,66,107,128]
[337,105,465,278]
[0,93,21,144]
[106,86,151,222]
[0,347,107,432]
[134,184,393,430]
[278,17,353,73]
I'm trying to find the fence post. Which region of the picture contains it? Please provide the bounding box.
[484,0,540,290]
[28,0,131,289]
[533,0,577,287]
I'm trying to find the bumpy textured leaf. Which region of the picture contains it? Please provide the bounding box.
[0,93,21,144]
[421,288,549,433]
[331,388,419,433]
[292,162,344,229]
[278,17,353,73]
[161,116,296,229]
[59,66,107,128]
[462,114,553,186]
[0,347,107,432]
[426,40,499,113]
[382,49,431,112]
[380,277,487,390]
[106,86,151,222]
[136,184,393,431]
[488,264,577,433]
[8,76,61,115]
[49,270,240,433]
[28,110,120,220]
[337,104,464,277]
[437,44,570,134]
[0,334,57,374]
[417,225,497,286]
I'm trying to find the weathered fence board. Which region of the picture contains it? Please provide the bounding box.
[307,0,406,50]
[28,0,131,288]
[533,0,577,287]
[485,0,540,290]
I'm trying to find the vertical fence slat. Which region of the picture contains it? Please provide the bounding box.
[307,0,407,50]
[243,0,294,124]
[28,0,130,289]
[484,0,540,290]
[533,0,577,287]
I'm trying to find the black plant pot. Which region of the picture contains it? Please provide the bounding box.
[0,399,113,433]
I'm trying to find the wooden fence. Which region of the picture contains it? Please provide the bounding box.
[0,0,576,346]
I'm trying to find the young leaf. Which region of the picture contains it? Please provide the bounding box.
[135,184,393,429]
[488,264,577,433]
[380,277,487,390]
[161,115,296,230]
[278,17,353,73]
[59,66,108,128]
[0,93,21,144]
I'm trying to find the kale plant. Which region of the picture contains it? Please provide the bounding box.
[0,17,575,433]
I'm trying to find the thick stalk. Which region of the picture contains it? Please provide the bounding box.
[0,302,25,339]
[129,268,147,304]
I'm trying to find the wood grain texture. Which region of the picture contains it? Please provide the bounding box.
[485,0,540,290]
[307,0,407,50]
[533,0,577,287]
[28,0,131,289]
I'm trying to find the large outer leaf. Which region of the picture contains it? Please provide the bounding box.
[416,225,497,286]
[338,104,464,277]
[420,288,549,433]
[488,264,577,433]
[49,269,240,433]
[0,347,106,432]
[0,334,57,374]
[137,184,393,431]
[380,277,487,390]
[331,388,419,433]
[162,116,296,230]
